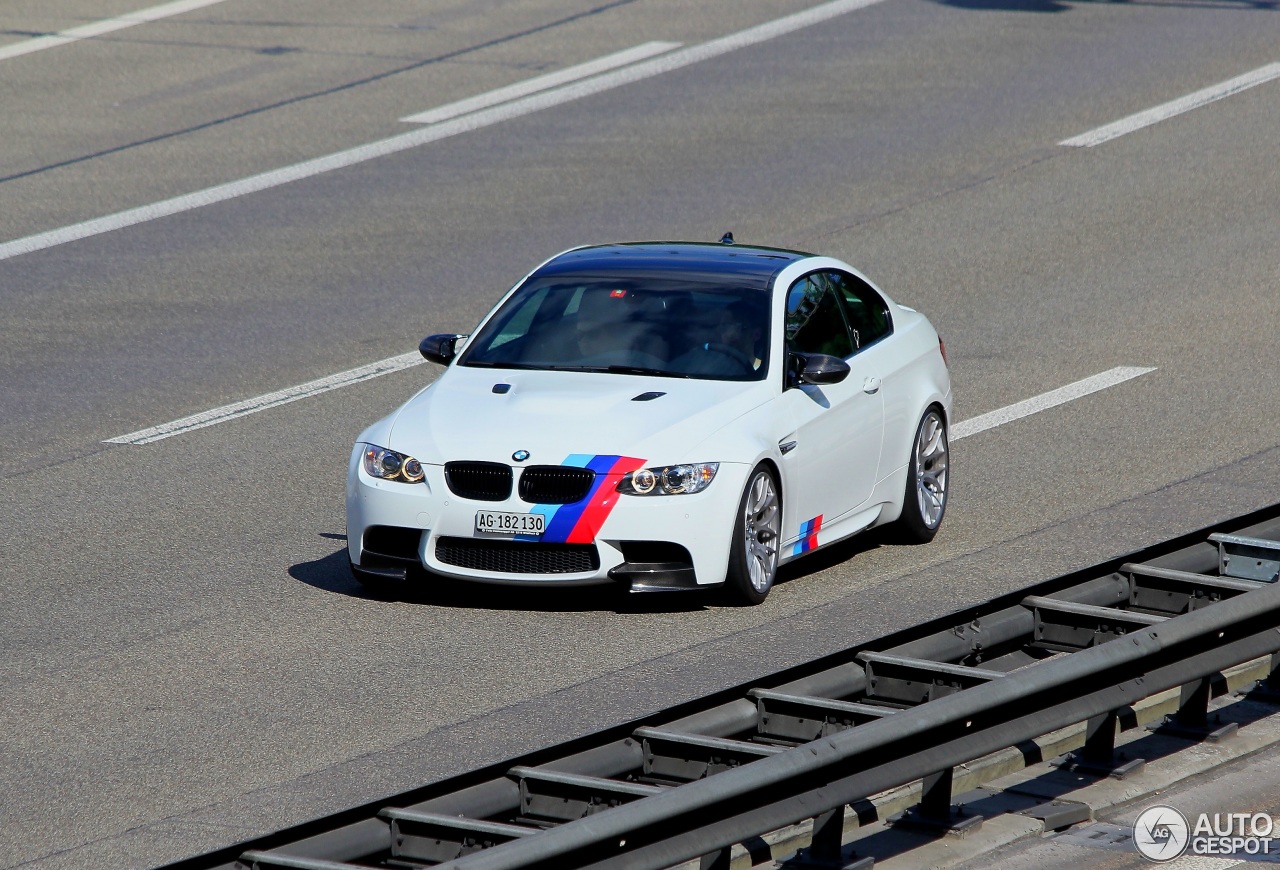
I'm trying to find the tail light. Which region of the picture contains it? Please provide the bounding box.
[938,336,948,367]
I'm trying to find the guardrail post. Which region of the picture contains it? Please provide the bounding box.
[1150,672,1238,741]
[808,807,844,861]
[920,768,954,819]
[781,806,874,868]
[1053,708,1144,779]
[1083,710,1118,759]
[888,767,982,835]
[1178,677,1211,728]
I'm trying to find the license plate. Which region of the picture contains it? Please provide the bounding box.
[475,510,545,536]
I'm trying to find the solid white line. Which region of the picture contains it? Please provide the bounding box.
[400,41,682,125]
[951,367,1156,441]
[0,0,889,265]
[106,363,1156,446]
[104,352,426,445]
[0,0,230,62]
[1060,63,1280,148]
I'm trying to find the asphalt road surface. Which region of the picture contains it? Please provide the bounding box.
[1,1,1278,868]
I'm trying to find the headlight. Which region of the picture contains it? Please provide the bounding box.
[617,462,719,496]
[362,444,426,483]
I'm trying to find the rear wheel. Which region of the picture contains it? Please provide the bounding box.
[895,407,949,543]
[726,465,781,604]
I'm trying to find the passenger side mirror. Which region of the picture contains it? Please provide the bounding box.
[419,333,467,365]
[787,352,851,387]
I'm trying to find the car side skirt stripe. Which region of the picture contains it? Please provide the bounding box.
[792,514,824,557]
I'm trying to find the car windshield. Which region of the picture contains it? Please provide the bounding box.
[459,274,771,381]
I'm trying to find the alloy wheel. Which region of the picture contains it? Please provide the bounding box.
[915,411,949,528]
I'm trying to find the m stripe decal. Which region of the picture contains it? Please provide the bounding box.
[537,454,646,544]
[793,515,824,557]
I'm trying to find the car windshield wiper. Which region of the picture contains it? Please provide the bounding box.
[461,360,544,370]
[604,365,691,378]
[537,364,689,378]
[465,362,691,378]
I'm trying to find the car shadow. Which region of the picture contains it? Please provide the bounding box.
[290,536,714,614]
[294,528,922,612]
[775,524,904,584]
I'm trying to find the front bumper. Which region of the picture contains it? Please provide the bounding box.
[345,448,746,591]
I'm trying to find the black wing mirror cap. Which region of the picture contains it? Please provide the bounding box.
[419,333,467,365]
[788,352,851,387]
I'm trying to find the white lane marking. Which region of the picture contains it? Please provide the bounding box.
[400,41,682,125]
[106,364,1156,446]
[104,352,426,445]
[1060,62,1280,148]
[0,0,888,264]
[951,367,1156,441]
[0,0,230,62]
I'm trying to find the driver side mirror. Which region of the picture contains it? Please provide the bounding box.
[419,333,467,365]
[787,352,851,387]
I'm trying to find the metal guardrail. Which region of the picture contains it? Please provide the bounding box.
[166,510,1280,870]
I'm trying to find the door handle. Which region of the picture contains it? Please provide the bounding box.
[863,376,882,395]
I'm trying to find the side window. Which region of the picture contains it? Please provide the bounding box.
[785,274,854,358]
[827,271,892,350]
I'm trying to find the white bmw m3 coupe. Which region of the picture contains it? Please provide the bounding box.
[347,240,951,603]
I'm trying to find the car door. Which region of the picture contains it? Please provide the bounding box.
[778,272,885,555]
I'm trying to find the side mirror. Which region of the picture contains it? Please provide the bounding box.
[788,352,851,387]
[419,333,467,365]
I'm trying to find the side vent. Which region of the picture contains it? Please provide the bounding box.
[632,392,666,402]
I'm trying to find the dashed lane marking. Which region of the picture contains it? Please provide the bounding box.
[1060,63,1280,148]
[0,0,889,264]
[0,0,231,62]
[951,367,1157,441]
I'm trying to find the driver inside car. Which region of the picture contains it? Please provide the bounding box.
[714,301,764,371]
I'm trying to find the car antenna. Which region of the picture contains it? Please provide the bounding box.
[720,231,734,245]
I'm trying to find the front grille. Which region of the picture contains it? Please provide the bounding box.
[445,461,513,501]
[518,466,596,504]
[435,537,599,574]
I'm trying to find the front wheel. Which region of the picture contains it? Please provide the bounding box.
[726,465,781,604]
[894,408,949,543]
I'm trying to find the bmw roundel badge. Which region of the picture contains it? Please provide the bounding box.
[512,450,530,462]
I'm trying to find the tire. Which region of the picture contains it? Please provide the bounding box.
[726,464,782,604]
[895,407,950,543]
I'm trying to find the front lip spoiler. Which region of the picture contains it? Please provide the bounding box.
[353,556,714,592]
[609,561,713,593]
[352,554,414,582]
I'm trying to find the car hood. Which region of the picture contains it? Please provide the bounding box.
[384,366,773,466]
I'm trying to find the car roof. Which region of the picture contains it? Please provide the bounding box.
[531,242,815,290]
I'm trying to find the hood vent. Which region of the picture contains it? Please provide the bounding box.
[492,383,512,394]
[632,391,666,402]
